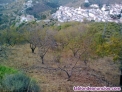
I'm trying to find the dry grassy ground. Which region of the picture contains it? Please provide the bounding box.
[1,44,120,92]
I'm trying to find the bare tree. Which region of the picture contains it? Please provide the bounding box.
[28,31,39,53]
[68,38,81,57]
[79,35,93,66]
[52,39,81,80]
[58,56,80,81]
[38,30,56,64]
[24,23,42,53]
[25,31,38,53]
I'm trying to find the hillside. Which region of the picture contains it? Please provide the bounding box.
[66,0,122,7]
[66,0,85,7]
[89,0,122,4]
[0,22,121,92]
[0,0,122,92]
[0,0,15,4]
[26,1,59,18]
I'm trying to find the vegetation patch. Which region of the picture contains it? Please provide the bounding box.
[0,65,18,80]
[1,73,40,92]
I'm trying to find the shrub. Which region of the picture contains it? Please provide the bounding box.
[1,73,40,92]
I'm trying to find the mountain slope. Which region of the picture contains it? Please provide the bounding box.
[0,0,15,4]
[26,0,59,19]
[66,0,122,7]
[26,0,59,14]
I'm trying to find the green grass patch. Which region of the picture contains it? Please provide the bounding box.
[0,65,18,80]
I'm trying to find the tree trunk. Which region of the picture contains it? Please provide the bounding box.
[67,75,71,81]
[66,72,71,81]
[7,38,11,45]
[120,75,122,86]
[120,68,122,86]
[30,43,36,53]
[0,46,2,51]
[41,56,44,64]
[73,52,76,57]
[31,48,35,53]
[84,60,87,66]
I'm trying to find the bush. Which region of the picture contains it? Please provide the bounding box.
[1,73,40,92]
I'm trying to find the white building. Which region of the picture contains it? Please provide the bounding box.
[85,0,89,3]
[52,3,122,23]
[20,14,35,23]
[90,4,99,9]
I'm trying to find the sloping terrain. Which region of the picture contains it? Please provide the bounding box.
[1,44,119,92]
[0,0,15,4]
[66,0,122,7]
[89,0,122,4]
[26,1,59,15]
